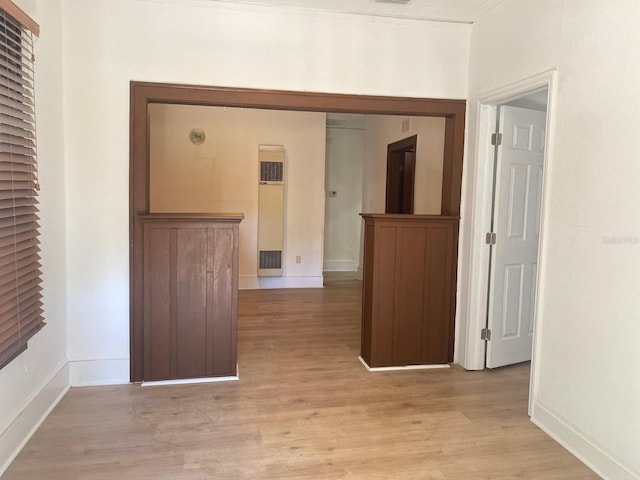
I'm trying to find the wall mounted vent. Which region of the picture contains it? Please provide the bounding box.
[259,250,282,270]
[258,145,285,277]
[260,161,283,183]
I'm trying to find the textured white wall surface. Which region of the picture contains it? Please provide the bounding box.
[461,1,640,476]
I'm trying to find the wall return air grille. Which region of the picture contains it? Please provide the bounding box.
[259,250,282,270]
[257,145,285,277]
[260,161,283,182]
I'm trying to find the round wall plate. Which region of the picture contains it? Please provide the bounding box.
[189,128,206,145]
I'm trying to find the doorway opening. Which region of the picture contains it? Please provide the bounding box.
[130,83,466,382]
[385,135,417,214]
[322,117,445,280]
[485,92,547,369]
[323,114,365,279]
[464,70,557,416]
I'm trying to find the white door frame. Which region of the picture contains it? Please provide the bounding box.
[461,69,558,415]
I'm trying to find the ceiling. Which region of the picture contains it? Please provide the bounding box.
[208,0,510,24]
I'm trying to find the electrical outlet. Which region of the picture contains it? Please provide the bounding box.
[296,256,301,264]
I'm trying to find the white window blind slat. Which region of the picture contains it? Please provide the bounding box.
[0,124,34,138]
[0,56,33,85]
[2,155,36,167]
[0,96,34,115]
[0,83,34,106]
[0,143,35,156]
[0,104,34,122]
[0,77,34,98]
[0,53,33,80]
[0,112,33,132]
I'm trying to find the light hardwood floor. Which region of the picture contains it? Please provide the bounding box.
[4,274,599,479]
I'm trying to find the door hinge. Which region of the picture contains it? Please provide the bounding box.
[481,328,492,341]
[485,232,497,245]
[491,132,503,146]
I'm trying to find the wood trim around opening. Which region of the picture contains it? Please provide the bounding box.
[129,81,466,382]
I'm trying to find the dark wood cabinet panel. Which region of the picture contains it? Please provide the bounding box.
[394,226,427,366]
[175,228,208,379]
[423,226,454,364]
[142,214,242,382]
[144,228,172,380]
[360,214,459,368]
[207,227,237,377]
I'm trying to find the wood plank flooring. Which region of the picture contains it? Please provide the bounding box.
[3,274,599,479]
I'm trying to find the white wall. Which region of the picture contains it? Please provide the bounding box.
[460,1,640,477]
[0,0,68,474]
[148,104,326,281]
[60,0,470,384]
[323,126,364,272]
[362,115,446,214]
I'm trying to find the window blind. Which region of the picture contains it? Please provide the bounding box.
[0,4,43,369]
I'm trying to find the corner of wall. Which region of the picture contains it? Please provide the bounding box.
[0,361,70,476]
[68,358,130,387]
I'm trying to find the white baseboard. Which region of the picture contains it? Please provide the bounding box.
[142,364,239,387]
[142,376,238,387]
[0,361,70,476]
[323,260,358,272]
[239,275,323,290]
[69,358,130,387]
[358,356,450,372]
[532,402,640,480]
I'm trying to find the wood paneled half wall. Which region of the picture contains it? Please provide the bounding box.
[360,214,459,367]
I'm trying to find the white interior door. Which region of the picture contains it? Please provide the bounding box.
[487,105,546,368]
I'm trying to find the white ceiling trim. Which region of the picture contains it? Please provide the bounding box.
[186,0,511,24]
